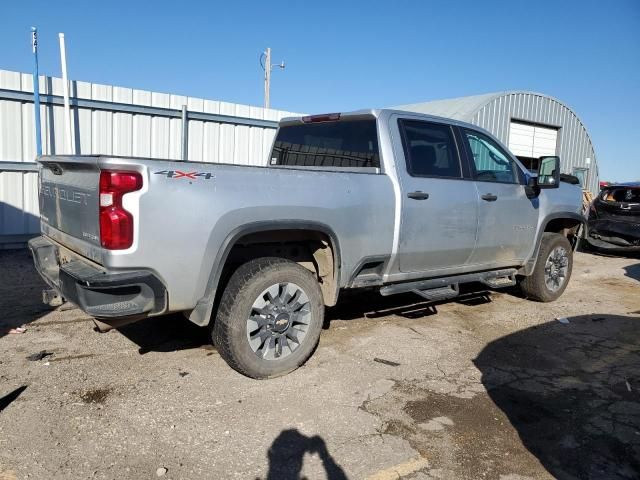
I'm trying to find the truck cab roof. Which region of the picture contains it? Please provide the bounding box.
[280,108,483,131]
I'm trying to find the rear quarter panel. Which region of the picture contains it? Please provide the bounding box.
[98,158,396,311]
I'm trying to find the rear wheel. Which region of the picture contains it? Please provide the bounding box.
[519,233,573,302]
[212,257,324,379]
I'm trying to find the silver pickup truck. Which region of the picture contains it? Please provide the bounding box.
[29,109,584,378]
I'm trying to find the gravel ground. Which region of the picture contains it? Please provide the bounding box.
[0,248,639,480]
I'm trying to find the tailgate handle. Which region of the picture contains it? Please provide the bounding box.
[44,163,64,175]
[407,191,430,200]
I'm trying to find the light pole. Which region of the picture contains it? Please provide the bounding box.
[260,47,285,109]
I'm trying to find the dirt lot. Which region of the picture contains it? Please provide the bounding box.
[1,249,639,480]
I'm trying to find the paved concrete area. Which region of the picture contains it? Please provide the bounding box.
[1,249,639,479]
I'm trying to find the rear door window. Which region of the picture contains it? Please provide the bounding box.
[271,119,380,168]
[398,119,462,178]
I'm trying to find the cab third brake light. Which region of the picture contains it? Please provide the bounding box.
[301,113,341,123]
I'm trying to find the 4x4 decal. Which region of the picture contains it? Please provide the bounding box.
[154,170,214,180]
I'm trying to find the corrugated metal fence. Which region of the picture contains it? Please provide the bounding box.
[0,69,300,247]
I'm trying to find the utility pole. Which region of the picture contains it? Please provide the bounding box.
[263,47,271,109]
[261,47,285,109]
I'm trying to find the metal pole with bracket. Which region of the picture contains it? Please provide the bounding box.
[31,27,42,157]
[181,105,188,161]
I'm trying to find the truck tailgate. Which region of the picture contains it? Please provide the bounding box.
[39,157,101,247]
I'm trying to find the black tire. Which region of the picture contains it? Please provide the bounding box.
[519,232,573,302]
[212,257,324,379]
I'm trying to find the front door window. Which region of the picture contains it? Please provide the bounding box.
[464,130,519,184]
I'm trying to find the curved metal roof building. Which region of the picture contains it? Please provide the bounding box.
[396,91,599,193]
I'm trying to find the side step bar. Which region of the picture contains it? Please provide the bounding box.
[380,268,518,297]
[412,284,459,301]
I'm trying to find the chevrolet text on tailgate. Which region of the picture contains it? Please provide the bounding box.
[29,109,584,378]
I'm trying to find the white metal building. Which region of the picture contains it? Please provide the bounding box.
[0,69,299,247]
[396,91,599,193]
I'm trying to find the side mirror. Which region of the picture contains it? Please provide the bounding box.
[538,156,561,189]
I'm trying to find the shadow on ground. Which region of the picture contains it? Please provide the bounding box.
[475,314,640,479]
[624,263,640,282]
[325,285,493,327]
[0,385,28,413]
[261,429,348,480]
[0,248,53,338]
[114,286,495,354]
[117,314,212,354]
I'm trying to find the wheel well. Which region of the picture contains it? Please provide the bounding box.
[220,229,338,306]
[517,217,584,278]
[544,217,582,240]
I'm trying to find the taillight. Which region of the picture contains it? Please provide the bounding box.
[99,170,143,250]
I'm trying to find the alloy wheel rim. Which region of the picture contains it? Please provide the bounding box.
[246,282,311,360]
[544,246,569,292]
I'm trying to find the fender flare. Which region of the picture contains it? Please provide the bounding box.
[520,212,586,276]
[187,220,342,326]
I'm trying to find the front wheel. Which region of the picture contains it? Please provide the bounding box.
[212,257,324,379]
[519,233,573,302]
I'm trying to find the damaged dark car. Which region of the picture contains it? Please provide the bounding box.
[586,182,640,252]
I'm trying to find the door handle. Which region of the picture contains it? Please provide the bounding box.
[407,191,430,200]
[481,193,498,202]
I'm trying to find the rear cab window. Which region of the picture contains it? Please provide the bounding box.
[270,116,380,169]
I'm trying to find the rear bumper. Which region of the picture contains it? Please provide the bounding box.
[28,236,167,319]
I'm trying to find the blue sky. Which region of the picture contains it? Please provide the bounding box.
[2,0,639,181]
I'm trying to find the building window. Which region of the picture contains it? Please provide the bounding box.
[573,167,589,188]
